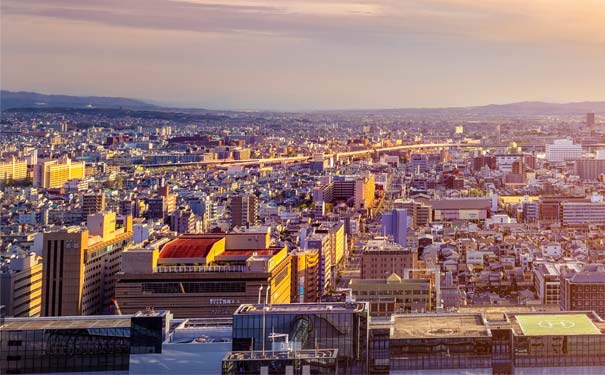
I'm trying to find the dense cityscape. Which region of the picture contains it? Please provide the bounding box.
[1,103,605,374]
[2,0,605,374]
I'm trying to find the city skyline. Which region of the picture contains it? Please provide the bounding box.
[2,0,605,110]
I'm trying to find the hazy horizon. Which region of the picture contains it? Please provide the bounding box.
[2,0,605,110]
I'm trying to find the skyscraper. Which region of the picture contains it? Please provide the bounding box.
[382,208,408,246]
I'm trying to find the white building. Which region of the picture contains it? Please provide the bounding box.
[545,139,582,162]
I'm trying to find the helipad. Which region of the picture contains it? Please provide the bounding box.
[516,314,601,336]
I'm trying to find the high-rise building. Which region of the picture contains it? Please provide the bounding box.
[41,212,133,316]
[230,194,258,227]
[545,139,582,162]
[0,156,28,185]
[382,208,408,246]
[290,248,320,303]
[0,252,43,317]
[587,112,596,127]
[81,192,106,217]
[33,157,85,188]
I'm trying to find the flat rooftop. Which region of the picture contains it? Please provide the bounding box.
[515,314,602,336]
[2,316,132,331]
[391,314,491,339]
[234,303,367,315]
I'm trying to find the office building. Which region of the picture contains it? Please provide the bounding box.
[33,157,85,188]
[170,208,196,234]
[561,200,605,226]
[349,273,433,315]
[560,264,605,318]
[41,212,133,316]
[290,248,320,303]
[332,174,375,210]
[429,198,491,221]
[231,302,369,374]
[81,192,106,217]
[0,252,43,317]
[384,311,605,374]
[0,156,28,185]
[545,139,582,162]
[115,232,291,318]
[360,240,417,279]
[533,260,583,305]
[381,208,408,246]
[231,194,259,228]
[0,311,167,374]
[575,158,605,180]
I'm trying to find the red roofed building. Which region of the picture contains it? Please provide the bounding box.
[116,232,292,318]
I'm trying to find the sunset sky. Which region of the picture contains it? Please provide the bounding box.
[2,0,604,110]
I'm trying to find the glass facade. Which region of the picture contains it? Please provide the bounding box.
[222,349,338,375]
[389,336,492,371]
[1,327,130,374]
[513,334,605,368]
[232,304,369,374]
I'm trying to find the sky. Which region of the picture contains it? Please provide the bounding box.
[1,0,605,110]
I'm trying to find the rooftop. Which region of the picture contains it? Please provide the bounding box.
[391,314,490,339]
[234,303,367,315]
[159,236,222,259]
[428,198,491,210]
[514,313,602,336]
[2,315,132,331]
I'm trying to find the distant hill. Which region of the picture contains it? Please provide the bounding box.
[340,101,605,117]
[2,90,604,117]
[0,90,156,110]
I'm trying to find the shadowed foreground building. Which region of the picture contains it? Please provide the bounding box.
[226,302,369,375]
[0,311,168,374]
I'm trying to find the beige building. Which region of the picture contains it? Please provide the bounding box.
[0,253,43,317]
[33,157,85,188]
[361,240,417,279]
[0,156,28,185]
[349,273,433,316]
[41,212,133,316]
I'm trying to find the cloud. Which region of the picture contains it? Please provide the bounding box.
[2,0,603,45]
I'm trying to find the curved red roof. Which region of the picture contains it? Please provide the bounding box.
[159,237,222,259]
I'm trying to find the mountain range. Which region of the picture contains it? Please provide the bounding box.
[2,90,604,116]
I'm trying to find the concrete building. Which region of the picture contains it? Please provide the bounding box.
[545,139,582,162]
[81,193,105,217]
[382,208,408,246]
[561,201,605,226]
[575,158,605,180]
[41,213,133,316]
[350,273,433,315]
[360,240,417,279]
[533,260,582,305]
[0,156,28,185]
[231,194,258,228]
[290,248,320,303]
[0,252,43,317]
[33,157,85,188]
[170,209,196,234]
[115,233,291,318]
[560,264,605,318]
